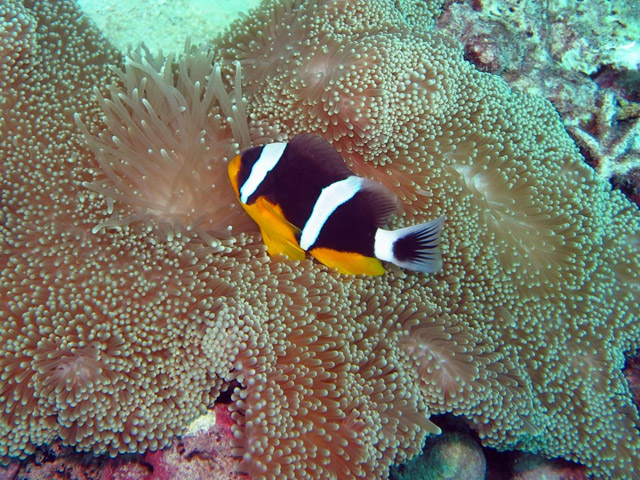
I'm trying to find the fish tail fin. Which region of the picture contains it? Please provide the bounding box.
[374,217,445,273]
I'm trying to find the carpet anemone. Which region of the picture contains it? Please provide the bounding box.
[1,0,640,479]
[289,39,383,145]
[0,2,37,94]
[226,0,309,88]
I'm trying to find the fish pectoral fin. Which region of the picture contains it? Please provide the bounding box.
[309,247,385,276]
[246,197,306,261]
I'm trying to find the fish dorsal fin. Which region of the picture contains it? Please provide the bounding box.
[288,134,398,225]
[357,178,400,227]
[288,134,353,178]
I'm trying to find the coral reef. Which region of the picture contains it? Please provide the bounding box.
[567,89,640,180]
[437,0,640,100]
[2,403,243,480]
[75,0,262,53]
[436,0,640,204]
[1,1,640,480]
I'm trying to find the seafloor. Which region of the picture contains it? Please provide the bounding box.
[77,0,262,53]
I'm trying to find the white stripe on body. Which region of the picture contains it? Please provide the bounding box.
[240,142,287,203]
[373,228,396,263]
[299,176,363,250]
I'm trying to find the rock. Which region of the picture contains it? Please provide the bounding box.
[510,453,589,480]
[391,431,486,480]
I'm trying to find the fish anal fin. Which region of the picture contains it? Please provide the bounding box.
[242,197,306,261]
[358,178,400,226]
[310,247,385,276]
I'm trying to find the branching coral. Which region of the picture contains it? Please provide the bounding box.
[1,0,640,479]
[568,89,640,181]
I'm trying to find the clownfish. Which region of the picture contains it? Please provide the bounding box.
[228,134,445,276]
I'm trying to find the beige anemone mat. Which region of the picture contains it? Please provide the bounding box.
[1,1,639,480]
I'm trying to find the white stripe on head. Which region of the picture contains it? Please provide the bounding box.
[299,176,363,250]
[240,142,287,203]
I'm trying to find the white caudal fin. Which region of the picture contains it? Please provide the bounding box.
[374,217,445,273]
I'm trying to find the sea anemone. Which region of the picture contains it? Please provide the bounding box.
[75,44,253,244]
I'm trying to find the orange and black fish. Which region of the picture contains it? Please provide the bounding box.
[228,134,444,276]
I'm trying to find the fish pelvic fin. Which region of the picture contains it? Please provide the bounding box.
[242,196,306,261]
